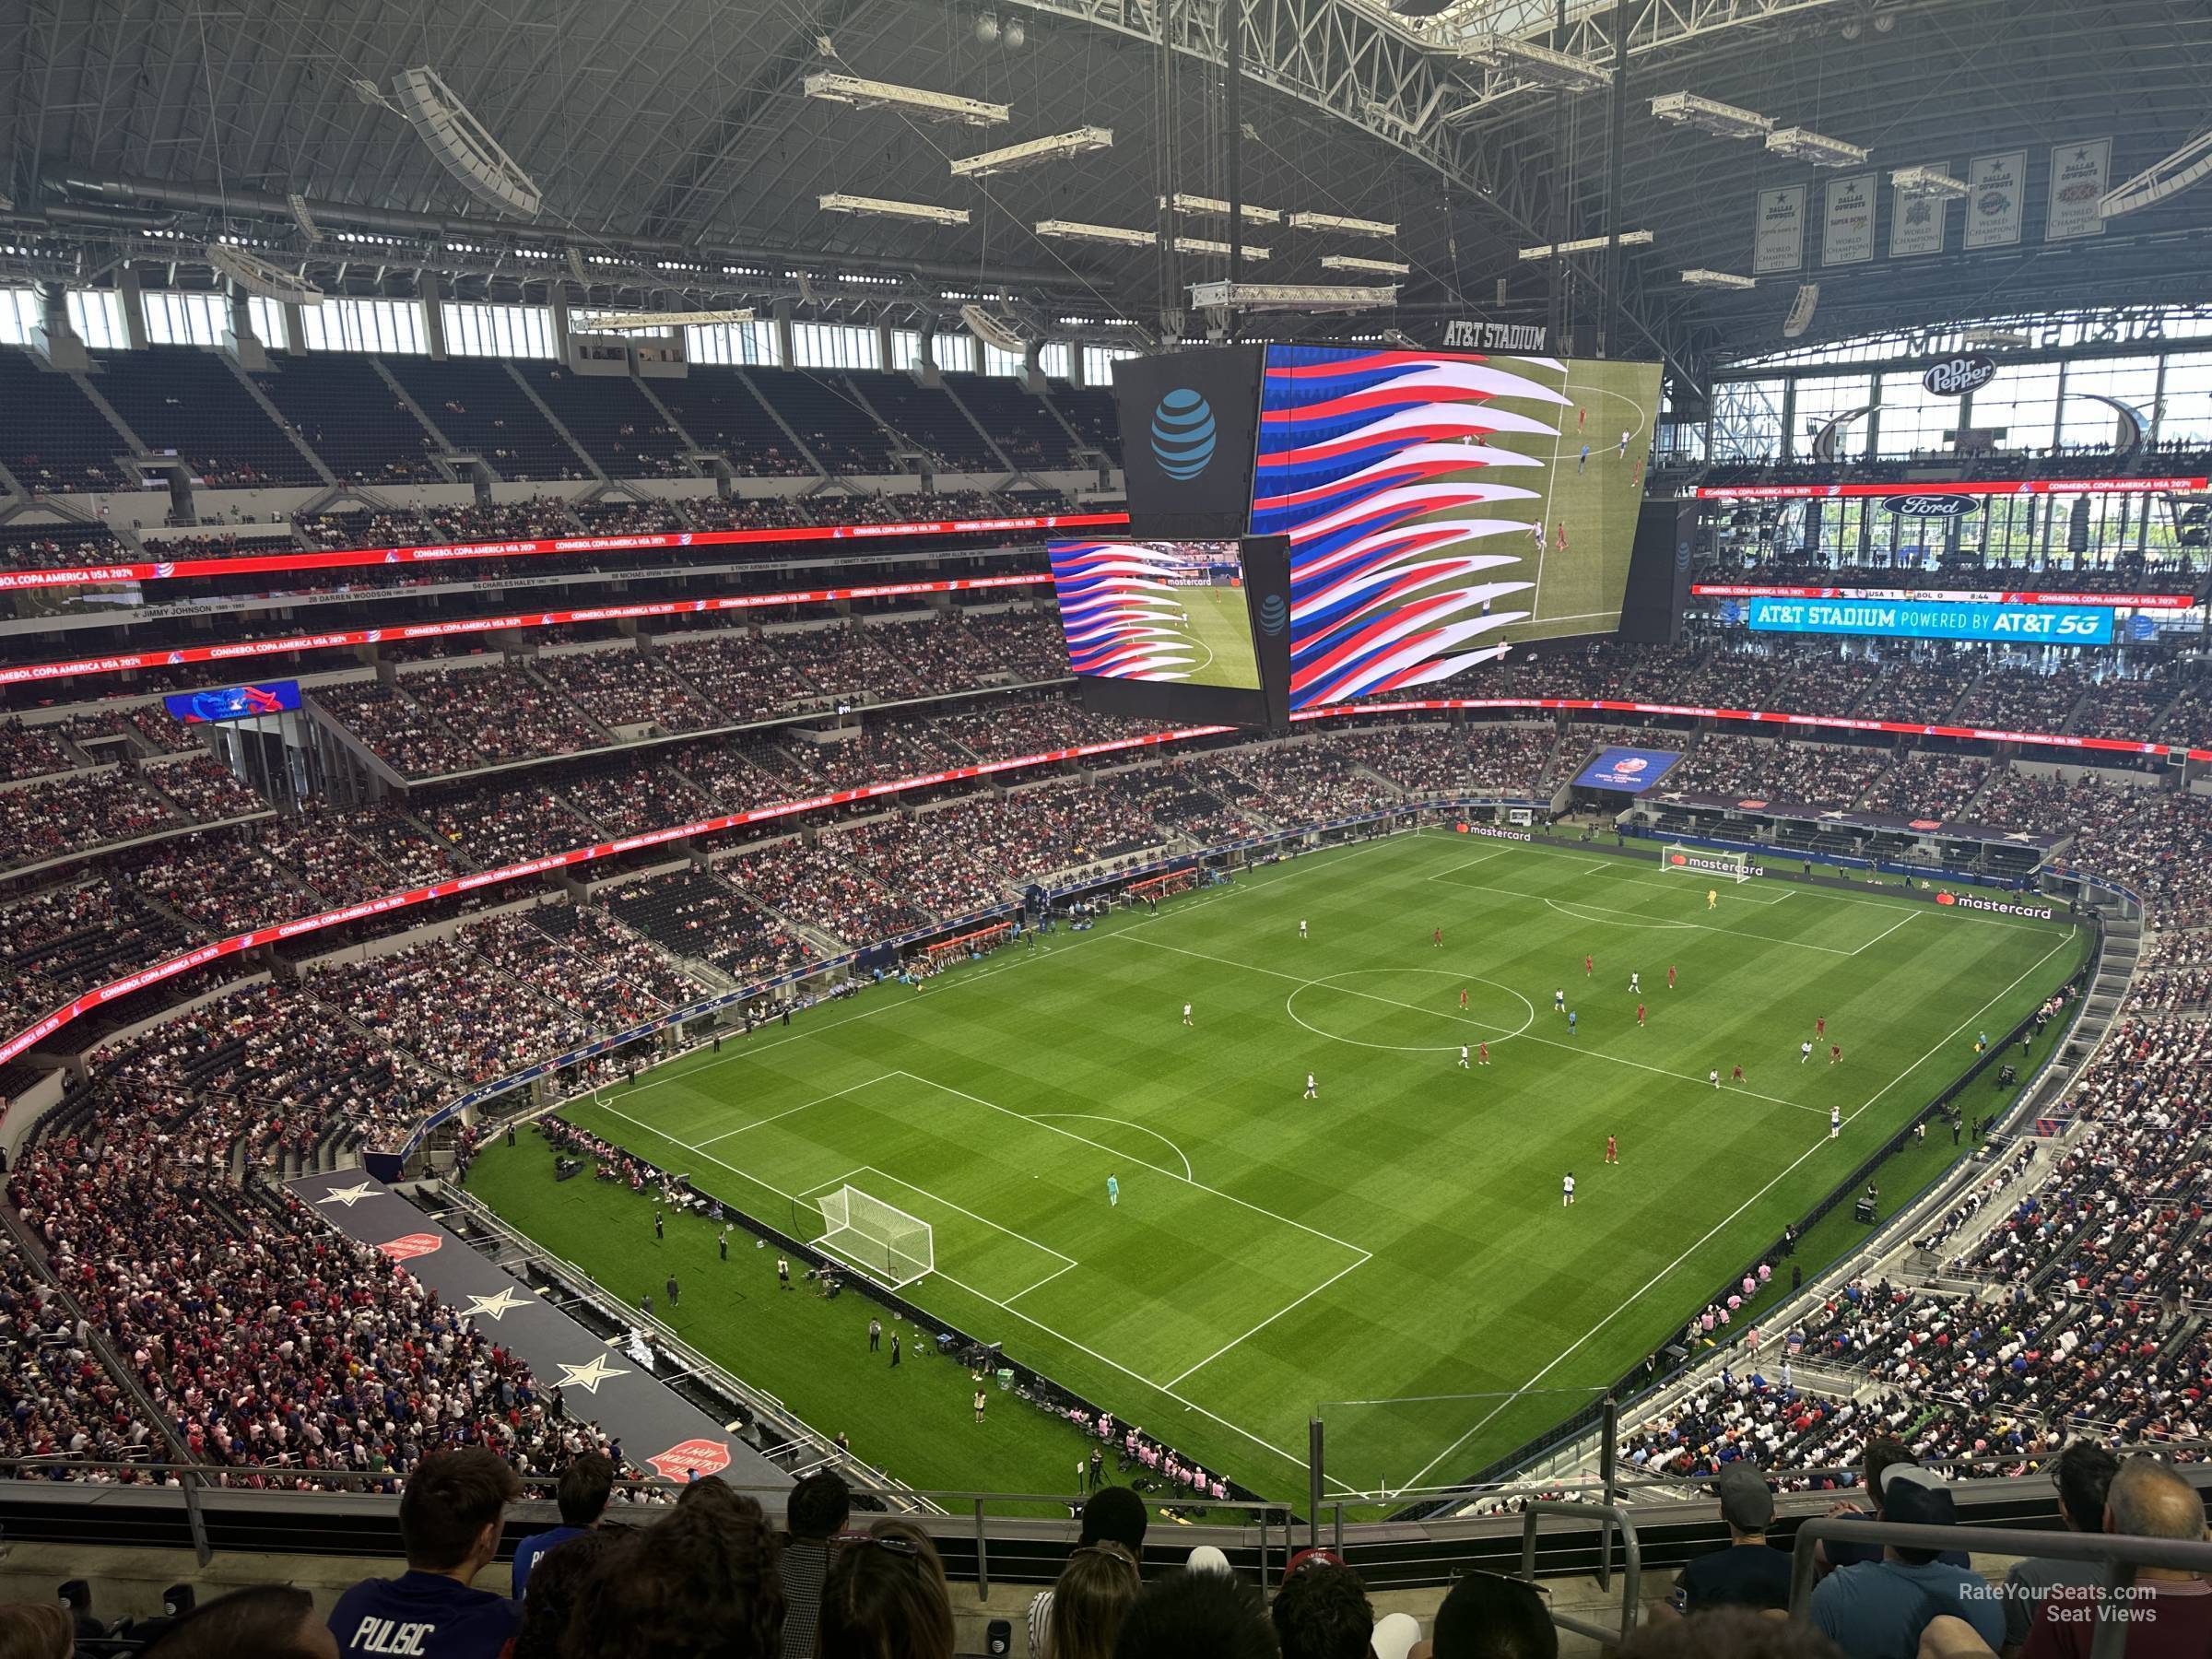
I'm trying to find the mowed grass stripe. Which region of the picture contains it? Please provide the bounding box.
[504,834,2081,1499]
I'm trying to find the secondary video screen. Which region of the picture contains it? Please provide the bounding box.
[1251,345,1664,709]
[1047,538,1264,691]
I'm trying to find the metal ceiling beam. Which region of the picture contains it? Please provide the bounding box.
[992,0,1548,232]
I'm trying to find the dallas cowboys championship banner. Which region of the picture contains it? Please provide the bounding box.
[1889,166,1950,256]
[2046,139,2111,241]
[1754,184,1806,274]
[1964,150,2028,249]
[1821,173,1877,265]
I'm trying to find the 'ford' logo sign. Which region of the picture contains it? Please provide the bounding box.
[1884,494,1981,519]
[1922,354,1995,396]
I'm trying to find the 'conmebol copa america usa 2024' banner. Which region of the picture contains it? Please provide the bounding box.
[1735,596,2113,645]
[1571,747,1684,793]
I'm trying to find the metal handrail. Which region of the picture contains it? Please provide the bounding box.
[1787,1517,2212,1659]
[1518,1500,1642,1646]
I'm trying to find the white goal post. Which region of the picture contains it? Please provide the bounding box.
[815,1185,935,1289]
[1660,844,1754,884]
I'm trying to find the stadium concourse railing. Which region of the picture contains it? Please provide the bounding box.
[6,1455,2206,1601]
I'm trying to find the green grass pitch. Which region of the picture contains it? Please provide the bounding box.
[470,832,2084,1502]
[1166,579,1264,689]
[1492,356,1664,646]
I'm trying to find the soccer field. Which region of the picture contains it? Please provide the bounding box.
[1507,357,1660,645]
[477,832,2084,1501]
[1171,581,1265,688]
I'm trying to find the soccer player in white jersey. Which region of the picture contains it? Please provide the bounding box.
[1618,429,1631,459]
[1554,987,1567,1013]
[1302,1072,1318,1100]
[1298,918,1307,939]
[1710,1068,1720,1088]
[1182,1002,1193,1027]
[1562,1171,1576,1206]
[1800,1040,1814,1065]
[1830,1104,1841,1139]
[1629,971,1641,994]
[1459,1045,1470,1069]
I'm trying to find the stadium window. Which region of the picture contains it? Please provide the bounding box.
[683,320,778,367]
[1709,379,1784,459]
[940,334,978,374]
[1082,345,1136,384]
[143,290,230,347]
[1039,341,1073,380]
[305,298,429,355]
[1872,371,1956,458]
[247,296,288,347]
[574,308,670,339]
[0,287,41,345]
[1966,362,2063,454]
[792,323,880,371]
[66,288,130,351]
[2156,353,2212,445]
[1789,375,1874,461]
[2057,357,2160,451]
[982,343,1026,378]
[440,302,550,359]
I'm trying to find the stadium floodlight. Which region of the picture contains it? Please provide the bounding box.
[1322,253,1411,276]
[206,243,324,306]
[1680,267,1756,289]
[391,66,544,218]
[1167,194,1282,226]
[1889,164,1967,200]
[818,192,970,226]
[1174,236,1268,260]
[816,1185,934,1288]
[1035,218,1154,247]
[802,72,1009,126]
[1765,127,1868,168]
[1450,32,1610,93]
[1649,92,1773,140]
[1287,211,1398,237]
[1517,229,1653,260]
[950,126,1112,177]
[2099,129,2212,218]
[583,308,755,331]
[1189,280,1396,312]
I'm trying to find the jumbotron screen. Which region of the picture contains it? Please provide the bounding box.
[1251,346,1663,710]
[1047,538,1264,690]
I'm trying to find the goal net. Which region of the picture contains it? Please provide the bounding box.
[815,1185,935,1289]
[1660,845,1753,884]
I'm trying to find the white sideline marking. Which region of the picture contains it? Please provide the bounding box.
[1441,874,1861,954]
[1849,911,1917,957]
[1110,934,1831,1119]
[1005,1260,1080,1303]
[1388,930,2073,1496]
[1426,846,1512,881]
[697,1075,901,1147]
[1162,1252,1373,1390]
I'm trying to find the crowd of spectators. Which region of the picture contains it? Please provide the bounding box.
[600,867,818,984]
[9,1131,629,1486]
[1858,752,1992,822]
[423,784,593,869]
[306,935,595,1084]
[314,682,481,776]
[147,755,267,822]
[0,717,76,782]
[1669,735,1894,808]
[535,649,722,735]
[467,909,705,1028]
[0,769,178,869]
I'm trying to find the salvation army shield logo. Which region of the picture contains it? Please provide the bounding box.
[646,1439,732,1481]
[378,1232,443,1262]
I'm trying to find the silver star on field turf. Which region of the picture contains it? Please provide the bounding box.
[317,1182,380,1207]
[552,1354,631,1394]
[463,1288,532,1323]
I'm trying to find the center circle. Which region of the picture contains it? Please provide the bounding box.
[1286,969,1536,1054]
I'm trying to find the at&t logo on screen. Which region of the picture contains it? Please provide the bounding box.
[1258,593,1288,634]
[1150,388,1216,479]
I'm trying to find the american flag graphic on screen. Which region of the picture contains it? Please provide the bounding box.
[1253,347,1572,711]
[1049,539,1224,681]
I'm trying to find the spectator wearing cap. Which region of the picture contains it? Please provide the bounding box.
[1818,1441,1971,1571]
[1030,1485,1147,1657]
[1653,1462,1793,1619]
[2021,1457,2211,1659]
[2000,1441,2118,1656]
[1809,1467,2004,1659]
